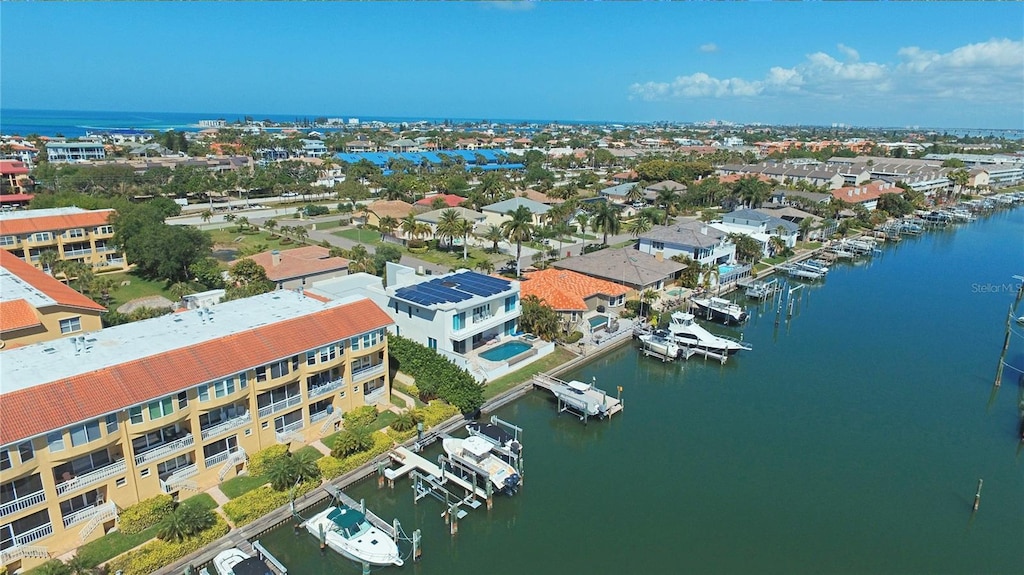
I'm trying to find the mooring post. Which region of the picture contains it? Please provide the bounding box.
[486,477,494,510]
[360,498,365,515]
[377,461,385,489]
[318,523,326,553]
[413,529,423,562]
[393,518,400,543]
[450,503,459,535]
[973,478,983,512]
[362,561,370,575]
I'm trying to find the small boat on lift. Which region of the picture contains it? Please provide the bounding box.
[667,311,751,355]
[303,505,404,567]
[466,420,522,455]
[204,548,274,575]
[638,329,681,359]
[443,436,521,494]
[690,296,748,325]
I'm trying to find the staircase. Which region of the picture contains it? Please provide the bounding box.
[79,502,118,542]
[0,544,49,564]
[318,409,344,434]
[218,448,247,481]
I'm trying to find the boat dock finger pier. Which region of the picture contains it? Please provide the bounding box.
[532,374,623,423]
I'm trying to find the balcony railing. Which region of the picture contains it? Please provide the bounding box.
[364,386,387,406]
[62,248,94,258]
[133,434,194,466]
[0,489,46,519]
[0,543,49,564]
[309,409,331,424]
[160,464,199,493]
[217,448,247,481]
[62,505,101,529]
[204,447,241,469]
[55,460,126,497]
[257,395,302,419]
[351,362,385,382]
[308,378,343,399]
[200,412,251,440]
[275,420,305,444]
[78,502,117,542]
[11,522,53,547]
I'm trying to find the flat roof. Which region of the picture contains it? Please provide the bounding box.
[0,206,92,222]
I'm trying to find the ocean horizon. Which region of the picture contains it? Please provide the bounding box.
[1,108,1021,139]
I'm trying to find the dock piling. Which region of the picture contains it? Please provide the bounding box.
[413,529,422,562]
[973,479,983,512]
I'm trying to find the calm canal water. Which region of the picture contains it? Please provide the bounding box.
[260,207,1024,574]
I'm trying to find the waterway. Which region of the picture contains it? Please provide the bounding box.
[259,207,1024,574]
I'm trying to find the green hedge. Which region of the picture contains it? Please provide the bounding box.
[222,481,319,527]
[316,431,393,480]
[118,494,174,535]
[105,515,230,575]
[247,444,289,477]
[343,405,379,430]
[388,334,484,413]
[420,400,460,427]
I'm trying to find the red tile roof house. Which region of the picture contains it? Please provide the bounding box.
[0,159,33,194]
[518,268,629,332]
[245,245,349,290]
[414,194,467,209]
[830,181,900,211]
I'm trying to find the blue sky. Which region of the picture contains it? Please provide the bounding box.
[2,2,1022,129]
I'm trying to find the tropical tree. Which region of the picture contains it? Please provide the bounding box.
[400,214,419,240]
[482,224,505,253]
[500,206,534,278]
[655,188,680,224]
[378,215,398,239]
[574,213,590,251]
[475,259,495,275]
[628,213,653,238]
[798,217,813,241]
[435,208,464,249]
[199,209,213,224]
[948,168,970,202]
[640,289,659,320]
[768,236,786,257]
[38,249,60,273]
[728,233,762,265]
[625,184,645,205]
[330,428,373,458]
[518,294,560,340]
[157,503,214,542]
[456,218,474,260]
[734,175,771,208]
[263,218,278,235]
[292,225,309,243]
[590,200,622,245]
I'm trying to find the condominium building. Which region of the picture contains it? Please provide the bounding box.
[0,251,105,349]
[0,207,129,273]
[44,142,106,163]
[0,291,393,571]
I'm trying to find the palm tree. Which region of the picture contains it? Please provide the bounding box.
[734,175,770,208]
[655,188,679,224]
[436,208,464,249]
[456,218,474,260]
[38,249,60,274]
[378,215,398,240]
[949,168,970,203]
[625,184,645,205]
[265,456,299,491]
[500,206,534,278]
[640,289,659,320]
[199,209,213,224]
[628,213,653,238]
[574,213,590,252]
[400,214,418,240]
[768,236,786,257]
[591,201,622,245]
[475,259,495,275]
[798,217,813,241]
[292,226,309,243]
[264,218,278,235]
[157,504,214,542]
[482,224,504,253]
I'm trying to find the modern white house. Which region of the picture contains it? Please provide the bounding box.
[299,139,328,158]
[310,265,553,382]
[45,142,106,163]
[709,208,800,256]
[637,220,736,266]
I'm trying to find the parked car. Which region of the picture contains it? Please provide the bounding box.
[281,191,299,198]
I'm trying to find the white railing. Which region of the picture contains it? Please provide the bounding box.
[351,362,385,382]
[0,488,46,518]
[55,460,126,496]
[309,409,331,424]
[11,522,53,547]
[364,386,387,406]
[318,409,344,434]
[0,543,49,564]
[134,434,194,466]
[275,420,305,443]
[62,505,101,529]
[78,502,118,541]
[308,378,343,399]
[257,395,302,419]
[217,448,247,481]
[204,447,241,469]
[200,412,251,440]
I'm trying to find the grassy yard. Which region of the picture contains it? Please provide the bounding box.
[97,271,178,310]
[69,493,217,568]
[333,227,385,247]
[484,347,577,400]
[208,228,300,256]
[294,445,325,461]
[219,474,269,499]
[411,245,502,270]
[321,411,400,449]
[610,239,637,249]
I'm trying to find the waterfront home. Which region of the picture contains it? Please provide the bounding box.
[553,247,687,293]
[637,220,736,267]
[0,251,106,349]
[0,160,33,194]
[769,189,833,206]
[299,139,328,158]
[709,208,800,256]
[44,141,106,163]
[245,246,349,290]
[756,206,835,240]
[829,181,903,211]
[519,268,629,333]
[480,197,550,228]
[0,207,129,273]
[0,291,393,571]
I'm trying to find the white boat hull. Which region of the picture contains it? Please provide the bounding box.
[304,507,404,567]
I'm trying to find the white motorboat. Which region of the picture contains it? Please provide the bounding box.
[207,548,274,575]
[304,505,404,567]
[690,296,748,325]
[443,436,520,493]
[638,329,680,359]
[1016,316,1024,326]
[466,420,522,455]
[667,311,751,355]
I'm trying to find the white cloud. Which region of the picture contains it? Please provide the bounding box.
[629,38,1023,108]
[699,43,718,53]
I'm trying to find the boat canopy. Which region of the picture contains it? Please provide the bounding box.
[327,507,370,538]
[231,558,274,575]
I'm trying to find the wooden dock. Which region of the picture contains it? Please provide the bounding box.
[387,446,489,501]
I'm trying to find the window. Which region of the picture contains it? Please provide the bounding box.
[177,391,188,409]
[306,351,317,366]
[197,384,210,402]
[652,241,665,250]
[213,378,235,398]
[59,317,82,334]
[0,449,9,471]
[30,232,52,242]
[238,372,248,389]
[105,414,119,434]
[65,228,85,238]
[269,360,290,379]
[0,236,16,246]
[428,337,437,350]
[47,432,65,452]
[453,312,465,331]
[350,336,360,351]
[69,420,101,447]
[96,226,113,235]
[255,366,267,382]
[472,304,490,322]
[505,295,518,312]
[116,477,127,487]
[139,468,150,478]
[319,345,336,363]
[129,407,143,424]
[147,397,174,420]
[18,442,34,463]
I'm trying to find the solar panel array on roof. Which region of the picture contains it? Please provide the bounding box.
[394,271,511,306]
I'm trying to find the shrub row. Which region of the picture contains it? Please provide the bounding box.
[316,431,393,480]
[105,515,230,575]
[221,481,318,527]
[419,400,461,427]
[118,494,174,535]
[343,405,379,430]
[388,334,484,413]
[247,444,289,477]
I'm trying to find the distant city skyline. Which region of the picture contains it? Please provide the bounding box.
[2,2,1022,129]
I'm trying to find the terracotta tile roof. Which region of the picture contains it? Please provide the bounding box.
[831,180,900,204]
[0,298,392,445]
[0,209,115,236]
[414,194,466,207]
[519,268,629,312]
[0,299,42,332]
[366,200,417,219]
[245,246,349,282]
[0,251,106,312]
[0,160,30,175]
[0,194,35,203]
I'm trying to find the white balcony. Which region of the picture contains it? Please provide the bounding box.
[309,409,331,424]
[308,378,343,399]
[133,434,194,466]
[204,447,241,469]
[257,395,302,419]
[200,412,251,440]
[55,460,126,497]
[62,505,102,529]
[10,522,53,547]
[160,464,199,493]
[351,362,385,382]
[0,489,46,518]
[364,386,387,406]
[274,420,305,443]
[0,543,49,564]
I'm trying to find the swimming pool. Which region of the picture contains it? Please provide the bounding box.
[588,315,609,330]
[479,341,532,362]
[718,264,737,276]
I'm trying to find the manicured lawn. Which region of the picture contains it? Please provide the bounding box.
[411,246,501,270]
[610,239,637,249]
[484,347,576,400]
[294,445,325,461]
[220,474,268,499]
[71,493,217,568]
[99,271,178,310]
[208,228,300,256]
[333,227,384,246]
[322,411,401,449]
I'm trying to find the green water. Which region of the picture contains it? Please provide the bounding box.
[260,208,1024,574]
